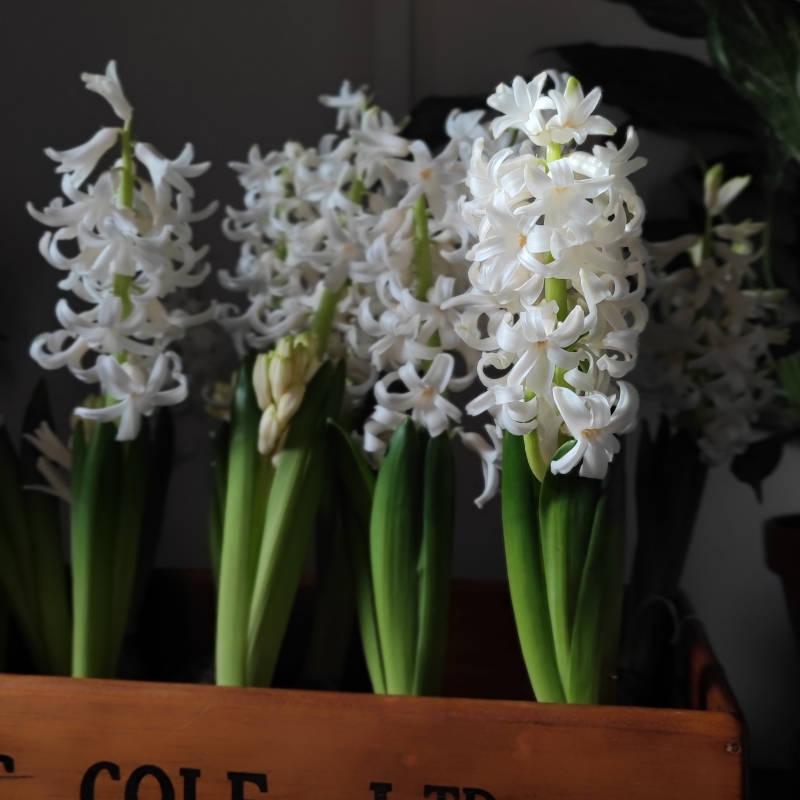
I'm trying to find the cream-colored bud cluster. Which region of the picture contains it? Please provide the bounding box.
[253,333,320,458]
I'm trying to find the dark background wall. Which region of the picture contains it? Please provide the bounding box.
[1,0,798,768]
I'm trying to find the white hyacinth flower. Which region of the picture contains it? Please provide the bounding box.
[219,79,490,488]
[453,71,647,491]
[637,163,786,465]
[29,62,215,441]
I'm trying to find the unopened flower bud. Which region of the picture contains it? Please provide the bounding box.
[275,337,294,360]
[703,163,725,214]
[258,405,280,456]
[253,354,272,410]
[276,385,304,426]
[269,351,293,402]
[704,164,750,218]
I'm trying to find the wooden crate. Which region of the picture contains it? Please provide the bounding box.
[0,579,745,799]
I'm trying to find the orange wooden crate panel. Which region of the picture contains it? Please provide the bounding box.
[0,672,743,800]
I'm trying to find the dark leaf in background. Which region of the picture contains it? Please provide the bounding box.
[706,0,800,162]
[769,322,800,362]
[555,44,758,142]
[731,434,789,501]
[604,0,708,38]
[403,95,487,152]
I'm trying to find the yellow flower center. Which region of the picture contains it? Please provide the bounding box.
[582,428,601,439]
[518,233,527,248]
[420,168,433,181]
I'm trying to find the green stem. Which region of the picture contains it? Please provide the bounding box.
[108,424,149,674]
[246,363,339,687]
[349,175,365,205]
[119,120,134,210]
[370,419,422,695]
[413,195,433,302]
[71,422,121,678]
[113,274,134,321]
[216,355,261,686]
[701,211,713,262]
[545,277,568,322]
[413,432,455,696]
[546,143,562,163]
[310,287,345,360]
[502,432,565,702]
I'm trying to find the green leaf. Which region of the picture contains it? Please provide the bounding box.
[0,511,46,672]
[370,418,423,695]
[131,406,175,619]
[0,421,40,633]
[501,433,564,703]
[706,0,800,161]
[539,441,603,688]
[603,0,707,38]
[630,419,707,610]
[567,455,627,704]
[246,362,334,687]
[302,483,355,689]
[328,421,385,693]
[731,433,787,501]
[20,380,71,675]
[413,432,455,697]
[108,421,150,675]
[556,44,758,143]
[209,422,231,587]
[71,421,121,678]
[523,430,548,483]
[216,354,261,686]
[249,455,275,593]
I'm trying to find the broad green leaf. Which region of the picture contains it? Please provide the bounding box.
[706,0,800,161]
[370,418,423,695]
[108,420,150,675]
[604,0,707,38]
[413,432,455,697]
[130,406,175,624]
[557,44,758,143]
[302,485,355,689]
[20,379,70,675]
[328,420,384,693]
[523,430,548,483]
[208,422,230,587]
[0,515,45,672]
[71,421,121,678]
[216,354,261,686]
[567,454,627,704]
[246,362,334,687]
[630,418,707,612]
[539,440,603,687]
[0,423,38,626]
[502,433,564,703]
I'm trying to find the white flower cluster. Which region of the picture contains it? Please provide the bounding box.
[29,62,216,441]
[452,73,648,491]
[220,81,497,460]
[639,166,786,464]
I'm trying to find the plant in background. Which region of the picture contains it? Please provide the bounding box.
[11,62,215,678]
[452,72,647,703]
[218,80,485,694]
[631,165,788,615]
[558,0,800,475]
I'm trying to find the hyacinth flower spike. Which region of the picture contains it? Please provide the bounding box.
[453,73,648,703]
[24,62,214,677]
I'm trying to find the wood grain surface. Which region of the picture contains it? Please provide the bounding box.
[0,673,743,800]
